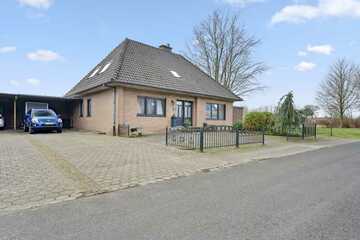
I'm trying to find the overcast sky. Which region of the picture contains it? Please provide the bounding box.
[1,0,360,110]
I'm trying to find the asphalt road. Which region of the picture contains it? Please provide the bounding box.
[1,142,360,240]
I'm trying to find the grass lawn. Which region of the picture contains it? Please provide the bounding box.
[317,128,360,139]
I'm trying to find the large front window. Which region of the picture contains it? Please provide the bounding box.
[137,96,165,117]
[206,103,226,120]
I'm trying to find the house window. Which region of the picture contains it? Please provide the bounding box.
[79,100,84,117]
[137,96,165,117]
[206,103,226,120]
[87,98,92,117]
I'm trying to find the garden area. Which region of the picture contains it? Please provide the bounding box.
[235,92,318,140]
[236,90,360,141]
[317,127,360,139]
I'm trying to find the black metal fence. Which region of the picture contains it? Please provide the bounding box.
[166,126,264,152]
[286,124,317,140]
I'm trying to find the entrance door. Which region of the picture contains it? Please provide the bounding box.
[174,100,193,127]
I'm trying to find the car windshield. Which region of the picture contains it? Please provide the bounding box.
[32,110,56,117]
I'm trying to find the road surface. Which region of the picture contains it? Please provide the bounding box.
[1,142,360,240]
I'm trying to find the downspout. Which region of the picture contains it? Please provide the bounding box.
[112,87,117,136]
[102,82,117,136]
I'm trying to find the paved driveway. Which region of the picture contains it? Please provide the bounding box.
[0,130,356,213]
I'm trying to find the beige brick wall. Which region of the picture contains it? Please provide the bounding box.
[72,89,114,135]
[72,87,234,135]
[195,97,233,127]
[118,88,195,134]
[118,87,233,134]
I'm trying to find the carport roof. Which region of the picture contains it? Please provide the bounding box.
[0,92,78,101]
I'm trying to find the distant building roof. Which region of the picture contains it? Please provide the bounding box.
[66,38,241,101]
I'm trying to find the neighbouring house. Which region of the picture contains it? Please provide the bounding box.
[65,38,241,135]
[233,106,247,124]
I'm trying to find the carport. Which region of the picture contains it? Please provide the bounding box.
[0,93,78,130]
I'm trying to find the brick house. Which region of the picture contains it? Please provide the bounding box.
[66,39,241,135]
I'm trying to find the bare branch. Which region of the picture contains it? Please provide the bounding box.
[186,10,267,98]
[316,59,360,127]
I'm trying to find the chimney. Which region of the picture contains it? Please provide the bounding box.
[159,43,172,52]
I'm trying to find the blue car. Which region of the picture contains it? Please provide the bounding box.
[24,109,63,134]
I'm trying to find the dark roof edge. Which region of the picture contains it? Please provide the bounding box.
[107,82,241,102]
[66,81,241,102]
[65,39,128,97]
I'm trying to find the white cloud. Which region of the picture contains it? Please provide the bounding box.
[298,51,308,56]
[0,46,16,53]
[26,78,40,86]
[17,0,53,9]
[271,0,360,24]
[307,44,334,55]
[294,61,316,72]
[222,0,265,7]
[10,80,20,86]
[27,50,61,61]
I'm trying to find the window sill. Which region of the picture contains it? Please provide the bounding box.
[137,114,165,118]
[206,118,226,121]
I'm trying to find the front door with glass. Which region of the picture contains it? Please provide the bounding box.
[173,100,193,127]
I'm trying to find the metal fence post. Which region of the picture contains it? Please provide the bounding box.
[165,127,168,145]
[314,124,317,140]
[236,129,239,148]
[262,128,265,145]
[200,128,204,152]
[330,127,333,137]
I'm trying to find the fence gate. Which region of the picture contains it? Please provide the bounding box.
[287,124,317,140]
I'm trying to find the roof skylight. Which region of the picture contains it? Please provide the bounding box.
[170,70,181,78]
[100,61,112,73]
[88,67,101,78]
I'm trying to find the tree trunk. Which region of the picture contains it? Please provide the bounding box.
[339,116,344,128]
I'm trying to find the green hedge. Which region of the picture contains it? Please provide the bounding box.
[244,112,274,130]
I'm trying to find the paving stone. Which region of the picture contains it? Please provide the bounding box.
[1,131,354,213]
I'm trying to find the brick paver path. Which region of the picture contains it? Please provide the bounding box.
[0,131,355,213]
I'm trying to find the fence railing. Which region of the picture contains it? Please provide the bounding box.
[286,124,317,140]
[166,126,264,152]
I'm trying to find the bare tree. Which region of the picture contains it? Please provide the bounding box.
[187,10,267,97]
[316,59,360,128]
[356,69,360,110]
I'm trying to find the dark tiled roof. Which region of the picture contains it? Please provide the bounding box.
[66,39,240,101]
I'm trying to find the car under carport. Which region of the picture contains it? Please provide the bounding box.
[0,92,78,130]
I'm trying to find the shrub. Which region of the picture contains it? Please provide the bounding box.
[244,112,274,130]
[233,121,243,130]
[354,118,360,128]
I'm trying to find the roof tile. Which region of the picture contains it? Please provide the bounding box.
[66,39,240,101]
